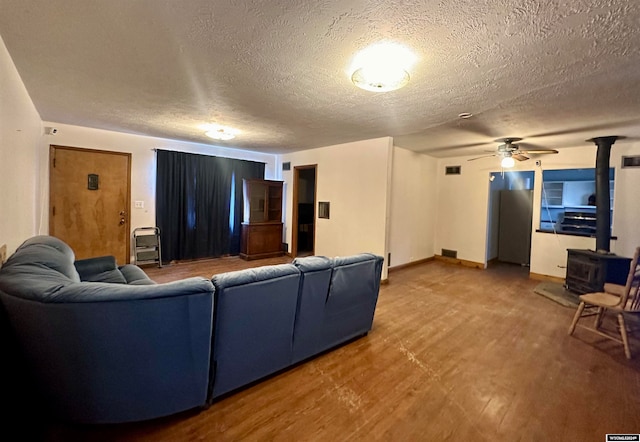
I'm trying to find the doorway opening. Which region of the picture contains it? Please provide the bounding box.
[292,165,317,257]
[486,170,535,267]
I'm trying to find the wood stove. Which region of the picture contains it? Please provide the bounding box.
[564,136,632,294]
[565,249,631,293]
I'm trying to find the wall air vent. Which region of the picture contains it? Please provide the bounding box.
[441,249,457,258]
[282,162,291,171]
[621,155,640,168]
[445,166,461,175]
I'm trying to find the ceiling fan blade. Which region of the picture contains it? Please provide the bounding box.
[467,154,497,162]
[512,154,529,161]
[521,149,559,154]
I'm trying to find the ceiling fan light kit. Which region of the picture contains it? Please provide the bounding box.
[501,156,515,168]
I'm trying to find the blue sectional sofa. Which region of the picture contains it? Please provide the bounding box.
[209,253,383,400]
[0,236,215,424]
[0,235,384,423]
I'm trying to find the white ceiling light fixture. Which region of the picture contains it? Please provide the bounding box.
[202,124,240,141]
[501,154,515,168]
[350,41,417,92]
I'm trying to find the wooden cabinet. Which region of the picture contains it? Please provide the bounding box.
[240,179,284,260]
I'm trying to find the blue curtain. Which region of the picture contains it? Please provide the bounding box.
[156,150,264,262]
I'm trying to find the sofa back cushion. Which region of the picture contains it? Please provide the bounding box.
[15,236,80,281]
[322,253,384,350]
[0,236,81,301]
[328,253,382,312]
[210,264,301,398]
[291,256,333,363]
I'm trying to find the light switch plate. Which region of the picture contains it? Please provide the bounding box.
[134,201,144,209]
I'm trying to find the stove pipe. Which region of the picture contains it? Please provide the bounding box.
[588,136,618,253]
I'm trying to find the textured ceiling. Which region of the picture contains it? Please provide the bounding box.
[1,0,640,156]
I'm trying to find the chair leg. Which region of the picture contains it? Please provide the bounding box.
[568,301,586,336]
[594,307,604,329]
[618,314,632,359]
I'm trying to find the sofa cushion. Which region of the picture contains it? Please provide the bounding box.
[328,253,381,311]
[19,235,77,264]
[212,263,299,289]
[119,265,154,285]
[73,255,118,281]
[9,236,81,283]
[210,264,301,398]
[291,255,332,272]
[81,269,128,284]
[291,256,333,363]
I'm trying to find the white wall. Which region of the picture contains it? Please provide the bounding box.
[38,122,277,258]
[0,35,43,256]
[388,146,438,267]
[611,142,640,257]
[434,158,502,266]
[434,142,640,278]
[279,137,393,279]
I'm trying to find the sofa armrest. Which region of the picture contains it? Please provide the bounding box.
[51,277,213,303]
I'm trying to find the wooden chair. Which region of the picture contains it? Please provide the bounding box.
[568,247,640,359]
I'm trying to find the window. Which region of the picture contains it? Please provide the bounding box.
[540,168,615,235]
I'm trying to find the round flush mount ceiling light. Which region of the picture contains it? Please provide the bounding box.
[501,155,515,168]
[458,112,473,119]
[203,124,239,141]
[350,41,417,92]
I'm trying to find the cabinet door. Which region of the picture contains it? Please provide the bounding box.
[267,183,282,222]
[248,181,268,223]
[542,182,563,207]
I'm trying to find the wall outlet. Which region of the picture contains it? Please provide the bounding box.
[134,200,144,209]
[0,244,7,265]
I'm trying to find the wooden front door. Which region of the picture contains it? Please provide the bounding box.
[49,145,131,263]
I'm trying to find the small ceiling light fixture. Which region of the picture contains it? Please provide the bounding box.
[458,112,473,119]
[202,124,239,141]
[501,154,515,168]
[350,41,417,92]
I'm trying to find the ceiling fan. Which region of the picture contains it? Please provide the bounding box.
[467,137,559,167]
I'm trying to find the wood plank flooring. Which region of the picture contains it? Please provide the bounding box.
[42,258,640,441]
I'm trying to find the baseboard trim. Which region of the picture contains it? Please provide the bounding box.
[529,272,565,284]
[434,255,485,269]
[380,278,389,285]
[388,257,435,273]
